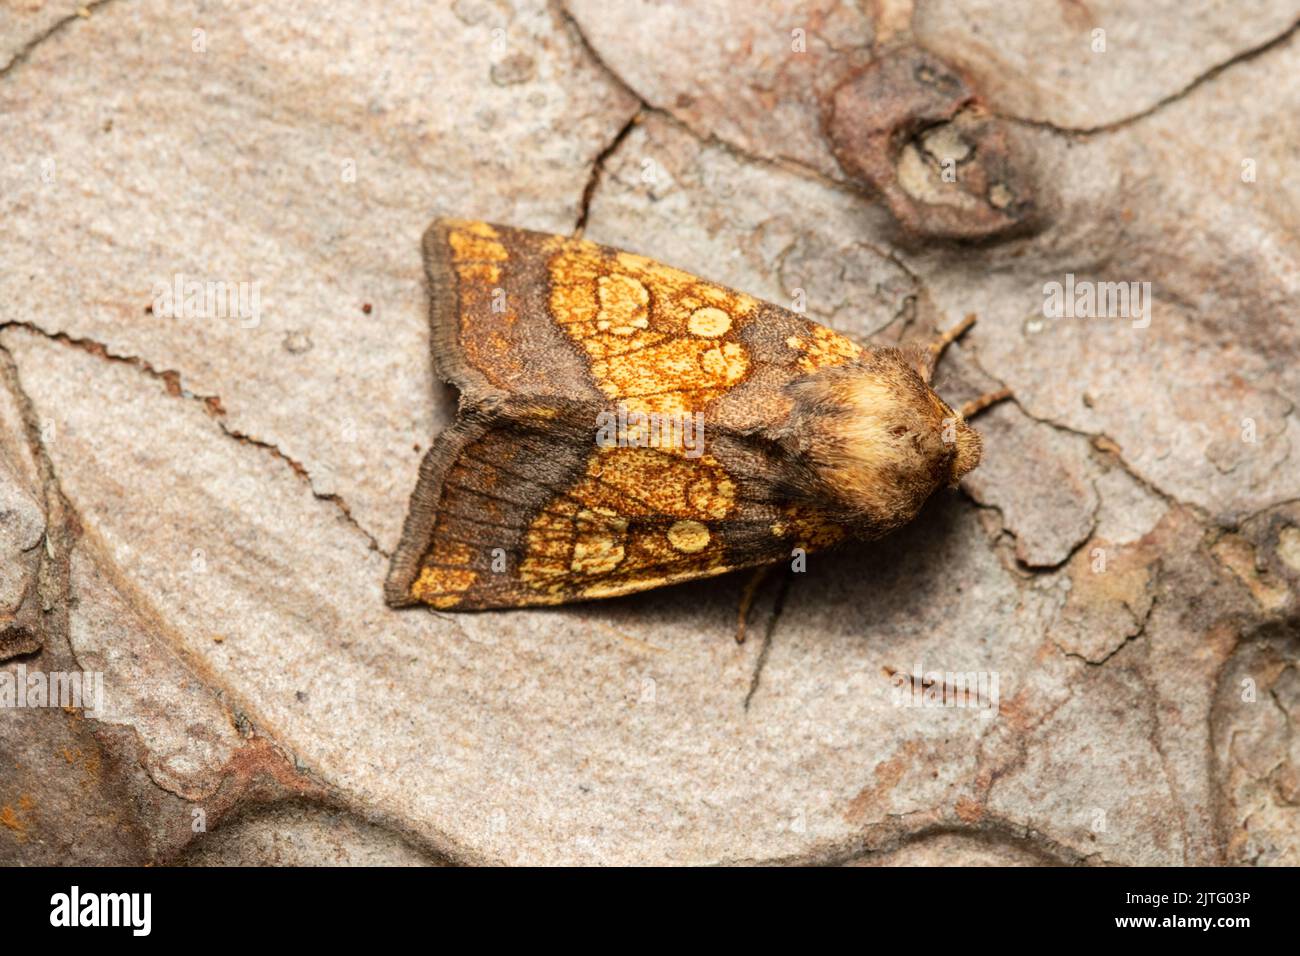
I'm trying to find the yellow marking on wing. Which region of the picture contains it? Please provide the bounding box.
[576,446,736,520]
[592,339,748,416]
[546,240,758,415]
[454,262,501,283]
[581,576,674,600]
[410,565,478,607]
[577,519,729,599]
[446,220,501,239]
[776,505,846,550]
[449,221,508,283]
[441,541,475,564]
[447,221,508,262]
[667,519,710,553]
[571,508,629,574]
[596,274,650,334]
[785,323,863,372]
[688,307,731,337]
[444,221,516,386]
[517,446,738,597]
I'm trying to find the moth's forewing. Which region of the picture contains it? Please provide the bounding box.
[387,220,865,610]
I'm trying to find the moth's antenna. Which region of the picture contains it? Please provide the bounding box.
[920,312,977,382]
[925,313,1013,417]
[960,387,1013,419]
[931,312,976,361]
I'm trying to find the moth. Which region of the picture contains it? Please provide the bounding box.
[386,220,1009,618]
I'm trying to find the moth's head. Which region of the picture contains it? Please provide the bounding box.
[782,349,983,527]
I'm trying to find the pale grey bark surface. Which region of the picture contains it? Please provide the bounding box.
[0,0,1297,865]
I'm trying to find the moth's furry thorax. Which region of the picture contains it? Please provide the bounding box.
[779,348,983,529]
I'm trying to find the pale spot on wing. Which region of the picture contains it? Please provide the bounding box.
[546,243,758,415]
[688,306,731,337]
[571,508,629,574]
[667,519,711,553]
[596,273,651,335]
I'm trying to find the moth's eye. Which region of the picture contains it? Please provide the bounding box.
[891,425,908,437]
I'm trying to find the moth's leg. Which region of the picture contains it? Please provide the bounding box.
[735,564,775,644]
[920,313,977,383]
[960,387,1013,419]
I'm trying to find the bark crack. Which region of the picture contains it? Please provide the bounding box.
[555,0,860,207]
[573,110,642,236]
[0,321,386,556]
[0,0,124,79]
[1060,590,1161,669]
[960,348,1196,519]
[994,16,1300,137]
